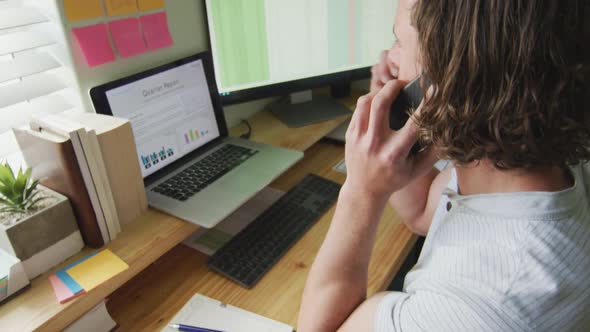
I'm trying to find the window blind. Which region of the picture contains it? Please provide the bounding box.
[0,0,79,165]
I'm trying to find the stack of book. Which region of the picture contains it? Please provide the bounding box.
[14,111,147,248]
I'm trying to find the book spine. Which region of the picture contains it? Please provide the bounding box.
[81,130,121,238]
[15,127,105,248]
[70,130,111,245]
[98,122,147,226]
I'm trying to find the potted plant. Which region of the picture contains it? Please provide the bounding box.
[0,161,83,279]
[0,164,45,218]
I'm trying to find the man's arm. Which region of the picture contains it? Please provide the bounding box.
[389,166,452,236]
[297,168,451,331]
[338,292,390,332]
[297,188,389,332]
[297,81,438,331]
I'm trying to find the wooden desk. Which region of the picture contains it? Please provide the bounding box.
[228,92,357,151]
[0,93,416,331]
[0,210,198,332]
[106,141,417,330]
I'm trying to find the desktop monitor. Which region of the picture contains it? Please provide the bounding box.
[205,0,397,127]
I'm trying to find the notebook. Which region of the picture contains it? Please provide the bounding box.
[161,294,293,332]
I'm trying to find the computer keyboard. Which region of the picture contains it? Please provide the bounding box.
[152,144,258,201]
[207,174,341,288]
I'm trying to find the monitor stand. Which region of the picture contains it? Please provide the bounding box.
[269,90,352,128]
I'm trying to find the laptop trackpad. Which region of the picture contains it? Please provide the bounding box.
[215,167,270,195]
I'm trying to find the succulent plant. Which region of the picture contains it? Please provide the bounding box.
[0,161,44,214]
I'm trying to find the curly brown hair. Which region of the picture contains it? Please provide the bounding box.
[412,0,590,169]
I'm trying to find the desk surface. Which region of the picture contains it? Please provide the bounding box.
[106,141,417,330]
[0,92,417,331]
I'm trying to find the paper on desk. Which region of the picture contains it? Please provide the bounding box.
[49,275,83,304]
[140,12,174,50]
[333,159,347,174]
[105,0,138,17]
[138,0,166,11]
[161,293,293,332]
[183,187,284,256]
[109,18,147,58]
[55,253,97,294]
[64,0,104,22]
[66,249,129,292]
[72,23,115,67]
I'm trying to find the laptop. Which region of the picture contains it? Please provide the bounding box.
[90,52,303,228]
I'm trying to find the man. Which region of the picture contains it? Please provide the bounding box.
[298,0,590,331]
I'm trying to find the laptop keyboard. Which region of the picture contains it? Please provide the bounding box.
[151,144,258,201]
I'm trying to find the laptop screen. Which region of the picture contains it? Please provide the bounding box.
[105,59,221,178]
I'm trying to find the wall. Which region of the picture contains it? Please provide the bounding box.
[58,0,368,128]
[58,0,277,128]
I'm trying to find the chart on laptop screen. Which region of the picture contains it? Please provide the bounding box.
[105,60,220,178]
[206,0,397,94]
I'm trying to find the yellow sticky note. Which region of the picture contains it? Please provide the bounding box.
[66,250,129,291]
[105,0,138,17]
[138,0,166,11]
[64,0,104,22]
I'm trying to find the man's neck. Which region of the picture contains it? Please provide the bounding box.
[455,160,574,196]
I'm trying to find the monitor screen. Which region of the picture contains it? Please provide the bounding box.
[205,0,397,100]
[105,59,221,178]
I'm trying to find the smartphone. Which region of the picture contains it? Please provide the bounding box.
[389,76,425,154]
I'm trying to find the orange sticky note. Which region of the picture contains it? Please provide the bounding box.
[138,0,166,11]
[140,12,174,50]
[109,18,147,58]
[105,0,138,17]
[64,0,104,22]
[72,23,116,67]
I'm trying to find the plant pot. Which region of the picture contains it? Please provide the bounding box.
[0,186,84,279]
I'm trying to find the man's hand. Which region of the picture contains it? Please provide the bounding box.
[370,48,400,93]
[298,81,438,332]
[344,80,438,203]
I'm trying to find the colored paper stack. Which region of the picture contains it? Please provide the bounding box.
[49,250,129,304]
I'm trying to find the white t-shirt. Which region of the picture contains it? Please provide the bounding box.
[375,162,590,331]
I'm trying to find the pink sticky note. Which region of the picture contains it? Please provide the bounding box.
[72,23,116,67]
[140,12,174,51]
[49,274,85,304]
[109,18,147,58]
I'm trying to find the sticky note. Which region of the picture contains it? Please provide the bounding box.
[49,275,84,304]
[55,253,96,294]
[64,0,104,22]
[66,249,129,292]
[138,0,166,11]
[140,12,174,51]
[109,18,147,58]
[72,23,116,67]
[105,0,138,17]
